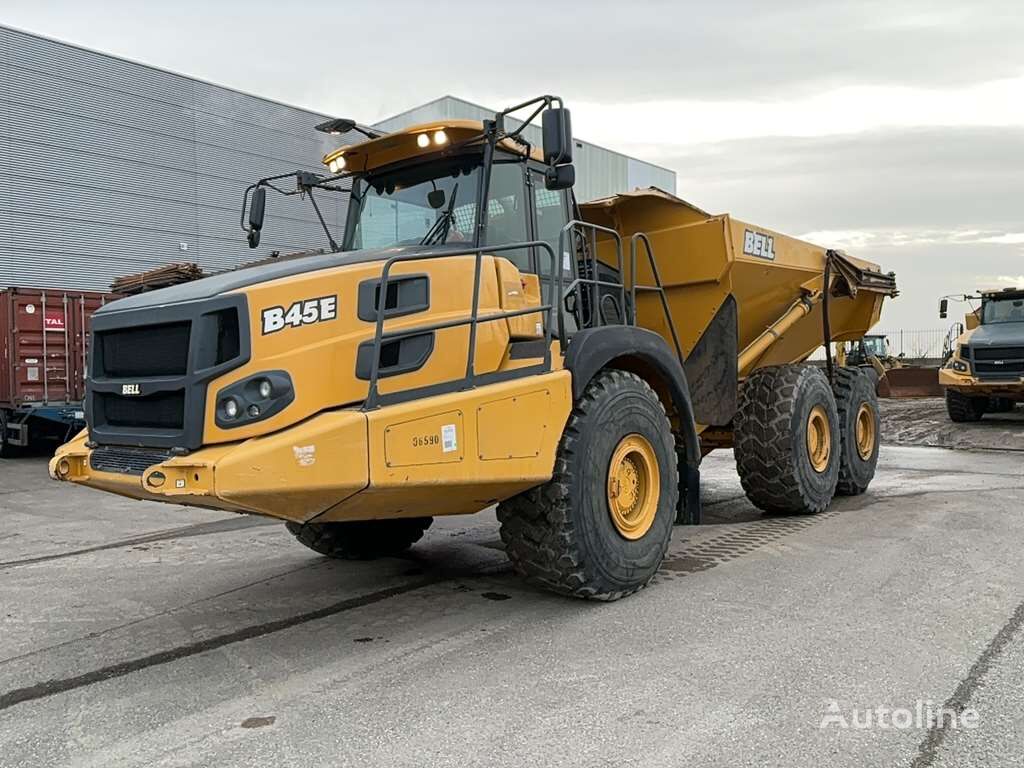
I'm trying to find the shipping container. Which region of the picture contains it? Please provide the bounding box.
[0,286,115,454]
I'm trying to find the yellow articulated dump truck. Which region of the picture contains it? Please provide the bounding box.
[51,96,897,600]
[939,288,1024,421]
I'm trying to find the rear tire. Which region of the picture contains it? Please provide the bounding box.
[497,370,678,601]
[285,517,432,560]
[945,389,986,422]
[833,368,880,496]
[734,365,840,514]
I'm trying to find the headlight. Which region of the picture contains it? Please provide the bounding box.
[258,379,273,399]
[328,156,346,174]
[222,398,239,419]
[952,360,969,373]
[416,133,430,148]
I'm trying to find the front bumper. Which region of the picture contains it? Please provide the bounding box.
[50,409,370,522]
[939,367,1024,398]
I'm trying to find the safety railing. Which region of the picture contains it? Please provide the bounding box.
[364,241,558,409]
[556,221,682,361]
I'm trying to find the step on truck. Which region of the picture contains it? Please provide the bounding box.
[940,288,1024,421]
[51,96,898,600]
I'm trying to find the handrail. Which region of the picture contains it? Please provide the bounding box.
[365,240,558,409]
[630,233,683,362]
[556,219,624,339]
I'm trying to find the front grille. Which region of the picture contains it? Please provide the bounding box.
[90,445,171,475]
[97,321,191,377]
[975,360,1024,378]
[87,295,249,450]
[974,346,1024,361]
[97,391,185,429]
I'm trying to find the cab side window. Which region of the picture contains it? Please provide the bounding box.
[484,162,530,271]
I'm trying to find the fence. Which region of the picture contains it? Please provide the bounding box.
[807,329,950,363]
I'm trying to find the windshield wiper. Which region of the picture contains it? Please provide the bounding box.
[420,183,459,246]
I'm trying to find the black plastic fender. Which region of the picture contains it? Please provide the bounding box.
[563,326,702,524]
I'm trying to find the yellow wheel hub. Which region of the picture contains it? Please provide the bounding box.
[607,434,660,540]
[806,405,832,473]
[855,402,876,460]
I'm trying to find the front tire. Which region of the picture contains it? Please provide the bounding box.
[734,365,840,514]
[285,517,432,560]
[945,389,986,422]
[497,370,678,601]
[833,368,880,496]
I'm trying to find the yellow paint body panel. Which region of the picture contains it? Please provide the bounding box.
[51,372,572,523]
[200,253,514,445]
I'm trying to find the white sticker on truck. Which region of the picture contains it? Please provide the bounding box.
[441,424,457,453]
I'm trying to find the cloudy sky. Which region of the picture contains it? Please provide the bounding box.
[3,0,1023,330]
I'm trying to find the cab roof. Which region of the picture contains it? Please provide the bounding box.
[981,287,1024,299]
[322,119,544,174]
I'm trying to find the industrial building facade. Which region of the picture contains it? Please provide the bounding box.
[0,24,356,292]
[1,25,677,292]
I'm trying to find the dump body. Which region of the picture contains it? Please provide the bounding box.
[582,190,890,371]
[580,189,896,428]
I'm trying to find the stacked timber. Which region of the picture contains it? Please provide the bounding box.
[111,263,205,295]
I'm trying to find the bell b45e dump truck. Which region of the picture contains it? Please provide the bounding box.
[51,96,897,600]
[939,288,1024,421]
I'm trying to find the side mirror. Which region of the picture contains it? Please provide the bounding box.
[545,163,575,191]
[939,298,948,319]
[247,187,266,249]
[542,107,573,165]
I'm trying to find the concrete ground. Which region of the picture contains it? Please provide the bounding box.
[2,443,1023,767]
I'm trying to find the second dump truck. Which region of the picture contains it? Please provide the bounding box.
[51,96,897,600]
[940,288,1024,421]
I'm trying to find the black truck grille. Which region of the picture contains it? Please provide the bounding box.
[87,296,249,450]
[90,446,171,475]
[970,346,1024,379]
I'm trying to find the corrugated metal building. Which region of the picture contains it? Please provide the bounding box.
[373,95,677,203]
[1,27,677,292]
[0,24,358,292]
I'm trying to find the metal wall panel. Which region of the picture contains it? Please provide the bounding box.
[373,95,677,202]
[0,24,354,291]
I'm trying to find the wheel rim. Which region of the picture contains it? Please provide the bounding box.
[855,402,876,460]
[607,434,660,540]
[806,405,831,473]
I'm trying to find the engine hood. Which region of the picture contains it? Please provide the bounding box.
[965,321,1024,347]
[98,245,457,315]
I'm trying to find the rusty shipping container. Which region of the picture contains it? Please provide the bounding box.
[1,287,116,454]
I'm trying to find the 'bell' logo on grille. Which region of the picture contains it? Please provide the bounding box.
[121,384,141,395]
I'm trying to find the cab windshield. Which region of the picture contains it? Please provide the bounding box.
[982,297,1024,324]
[344,156,483,251]
[862,337,887,356]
